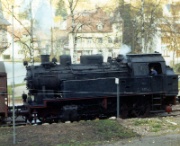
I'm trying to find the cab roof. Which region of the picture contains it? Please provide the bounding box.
[126,53,165,63]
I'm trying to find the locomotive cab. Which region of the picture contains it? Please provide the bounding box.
[126,53,178,105]
[127,53,166,77]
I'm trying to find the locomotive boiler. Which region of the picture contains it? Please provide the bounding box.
[23,53,178,122]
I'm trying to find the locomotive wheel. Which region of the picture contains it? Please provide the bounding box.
[39,113,58,123]
[61,111,79,122]
[132,107,144,117]
[69,111,80,122]
[132,101,150,117]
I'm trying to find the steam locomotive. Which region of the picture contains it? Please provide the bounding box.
[21,52,178,123]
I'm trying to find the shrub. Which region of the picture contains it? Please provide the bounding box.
[174,63,180,73]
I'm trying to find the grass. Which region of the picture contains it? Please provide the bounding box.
[151,123,162,132]
[8,83,25,89]
[93,119,137,140]
[67,119,137,145]
[134,119,150,126]
[56,119,138,146]
[8,83,26,99]
[133,118,171,133]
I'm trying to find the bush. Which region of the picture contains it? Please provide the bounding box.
[23,56,41,63]
[173,63,180,73]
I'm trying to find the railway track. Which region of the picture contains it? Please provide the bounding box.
[153,101,180,117]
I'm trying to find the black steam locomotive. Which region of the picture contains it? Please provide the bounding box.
[22,53,178,123]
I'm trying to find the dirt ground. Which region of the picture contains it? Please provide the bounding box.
[0,119,137,146]
[0,115,180,146]
[106,116,180,146]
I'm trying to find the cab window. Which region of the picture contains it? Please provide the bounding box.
[148,63,162,75]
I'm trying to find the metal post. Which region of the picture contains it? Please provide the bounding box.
[11,5,16,144]
[50,0,54,57]
[115,78,120,118]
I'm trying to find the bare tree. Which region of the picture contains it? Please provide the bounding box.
[56,0,83,62]
[114,0,163,53]
[2,0,35,61]
[67,0,78,62]
[0,0,11,55]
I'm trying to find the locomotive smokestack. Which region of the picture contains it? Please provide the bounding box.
[60,55,72,66]
[41,55,50,64]
[116,55,124,62]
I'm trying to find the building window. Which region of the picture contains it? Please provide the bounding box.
[97,38,103,43]
[114,37,120,43]
[108,37,112,43]
[87,37,92,44]
[76,37,82,44]
[81,38,85,43]
[3,55,10,59]
[116,26,120,30]
[18,50,24,54]
[97,24,103,30]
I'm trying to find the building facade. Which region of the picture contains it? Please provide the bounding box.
[66,8,123,62]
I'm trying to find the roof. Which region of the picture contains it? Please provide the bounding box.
[66,8,122,33]
[127,53,165,63]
